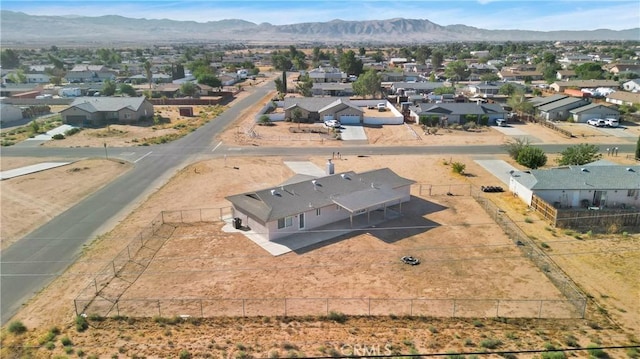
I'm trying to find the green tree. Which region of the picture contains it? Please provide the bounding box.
[352,69,381,98]
[7,69,27,83]
[118,83,137,97]
[291,108,303,128]
[499,83,518,96]
[444,60,470,82]
[480,73,501,82]
[557,144,601,165]
[339,50,363,76]
[282,71,287,93]
[517,146,547,169]
[433,86,456,95]
[296,73,313,97]
[507,92,534,114]
[274,77,286,94]
[1,49,20,68]
[431,51,444,69]
[197,73,222,88]
[101,79,116,96]
[143,60,153,89]
[180,81,198,97]
[503,137,531,160]
[451,162,466,174]
[574,62,604,80]
[636,136,640,160]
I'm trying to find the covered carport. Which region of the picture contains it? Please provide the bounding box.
[332,186,408,227]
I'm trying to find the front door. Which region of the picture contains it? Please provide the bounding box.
[593,191,607,207]
[299,213,305,229]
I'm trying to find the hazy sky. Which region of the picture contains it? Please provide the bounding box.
[3,0,640,31]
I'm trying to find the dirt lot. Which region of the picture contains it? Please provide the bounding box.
[2,84,639,357]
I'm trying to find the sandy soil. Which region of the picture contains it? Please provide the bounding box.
[2,83,638,357]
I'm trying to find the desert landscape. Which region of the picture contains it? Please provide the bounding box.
[2,83,639,358]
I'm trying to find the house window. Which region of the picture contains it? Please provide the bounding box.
[316,208,321,216]
[628,189,637,197]
[277,216,293,229]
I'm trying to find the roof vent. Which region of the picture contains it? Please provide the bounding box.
[312,180,317,185]
[626,167,634,172]
[581,168,588,172]
[271,189,276,196]
[341,173,349,179]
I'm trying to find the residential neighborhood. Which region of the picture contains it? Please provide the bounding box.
[1,9,640,359]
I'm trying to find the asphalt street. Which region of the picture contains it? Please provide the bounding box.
[0,81,636,324]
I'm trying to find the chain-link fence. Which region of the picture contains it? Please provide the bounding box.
[471,193,588,318]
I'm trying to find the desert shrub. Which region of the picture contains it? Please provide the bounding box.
[541,352,566,359]
[446,351,465,359]
[179,349,192,359]
[479,338,502,349]
[626,347,639,358]
[60,335,73,346]
[75,315,88,332]
[327,311,347,323]
[7,320,27,334]
[45,341,55,350]
[564,334,579,347]
[524,217,533,223]
[65,127,81,136]
[52,133,65,140]
[587,344,608,358]
[451,162,466,174]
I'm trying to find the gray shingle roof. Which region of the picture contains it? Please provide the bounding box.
[416,103,505,116]
[67,97,147,113]
[511,165,640,191]
[283,97,357,112]
[530,94,568,106]
[536,97,587,112]
[226,168,415,223]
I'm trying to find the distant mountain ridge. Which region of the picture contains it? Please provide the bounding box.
[1,10,638,46]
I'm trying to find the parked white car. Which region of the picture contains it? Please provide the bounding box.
[324,119,341,128]
[605,118,619,127]
[587,119,606,127]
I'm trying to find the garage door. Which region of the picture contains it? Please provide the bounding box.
[65,115,86,127]
[580,114,599,123]
[339,114,361,124]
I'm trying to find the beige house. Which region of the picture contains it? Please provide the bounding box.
[60,97,154,127]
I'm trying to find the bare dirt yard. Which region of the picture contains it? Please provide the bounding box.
[2,155,638,358]
[2,83,638,357]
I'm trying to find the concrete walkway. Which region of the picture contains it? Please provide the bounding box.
[474,159,518,185]
[0,162,73,180]
[284,161,326,177]
[26,124,76,141]
[222,208,401,256]
[339,124,368,141]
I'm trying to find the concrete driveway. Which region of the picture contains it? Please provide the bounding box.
[474,159,518,185]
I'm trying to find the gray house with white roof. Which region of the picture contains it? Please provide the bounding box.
[226,168,415,241]
[509,161,640,209]
[535,97,590,121]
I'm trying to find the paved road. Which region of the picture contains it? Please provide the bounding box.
[1,80,637,323]
[0,85,273,324]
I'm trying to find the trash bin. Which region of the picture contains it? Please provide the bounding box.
[233,217,242,229]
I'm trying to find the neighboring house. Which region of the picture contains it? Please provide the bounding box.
[60,97,154,127]
[606,91,640,106]
[622,80,640,92]
[411,102,506,125]
[380,71,406,82]
[312,82,353,97]
[535,97,590,121]
[0,103,24,124]
[284,97,364,124]
[509,162,640,209]
[530,94,569,108]
[607,64,640,77]
[556,70,577,81]
[466,82,501,97]
[0,83,41,97]
[549,80,619,93]
[569,103,620,123]
[65,65,116,83]
[389,58,409,67]
[390,81,445,95]
[308,67,347,83]
[226,168,415,242]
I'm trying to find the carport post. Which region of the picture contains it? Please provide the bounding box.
[103,142,108,159]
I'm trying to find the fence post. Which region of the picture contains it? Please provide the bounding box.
[94,279,98,294]
[429,185,432,196]
[368,298,371,316]
[180,210,183,223]
[452,299,456,317]
[112,261,117,276]
[199,209,203,223]
[116,301,120,316]
[158,300,161,317]
[495,300,500,317]
[74,300,79,316]
[161,211,165,224]
[242,299,246,317]
[538,300,543,318]
[200,299,204,318]
[326,298,329,316]
[127,246,131,259]
[410,299,413,316]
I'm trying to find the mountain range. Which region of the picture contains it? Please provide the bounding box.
[1,10,638,46]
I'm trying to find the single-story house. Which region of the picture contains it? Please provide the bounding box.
[312,82,353,97]
[390,81,445,95]
[226,167,415,242]
[556,70,577,81]
[0,103,24,124]
[498,69,543,82]
[65,65,116,83]
[549,80,619,93]
[608,64,640,77]
[411,102,507,125]
[606,91,640,106]
[536,97,590,121]
[60,97,154,127]
[622,80,640,92]
[284,97,363,124]
[569,103,620,123]
[509,162,640,209]
[530,94,569,108]
[308,66,347,83]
